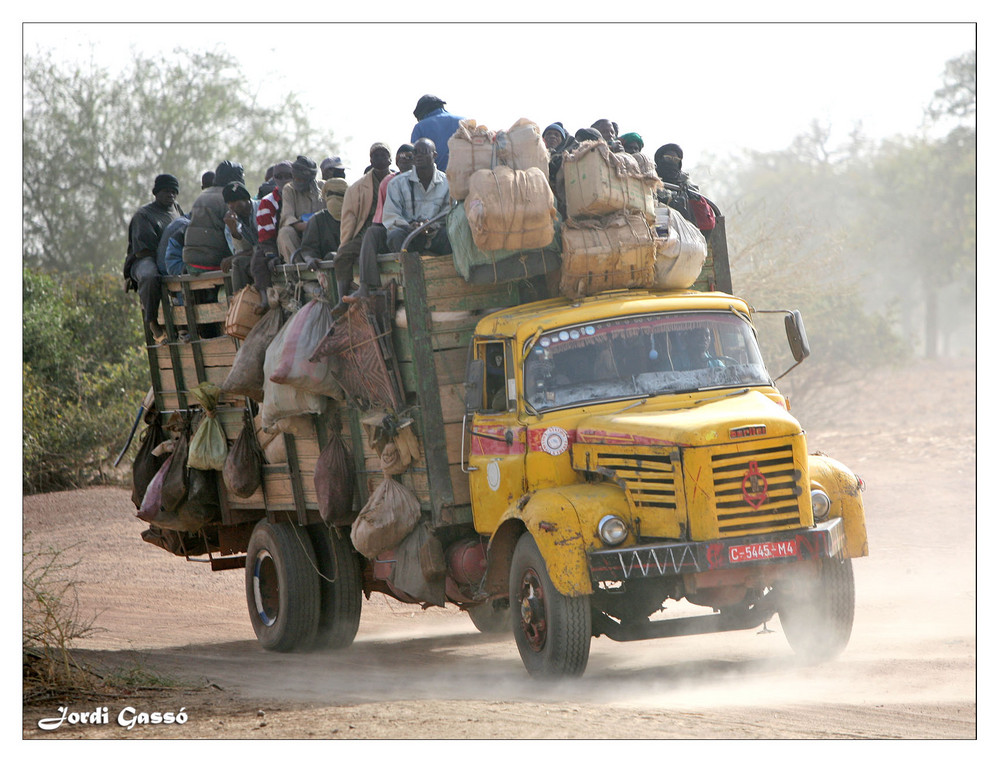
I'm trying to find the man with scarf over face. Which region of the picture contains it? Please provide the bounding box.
[654,143,714,232]
[277,155,324,262]
[219,181,259,293]
[299,178,347,270]
[125,173,183,342]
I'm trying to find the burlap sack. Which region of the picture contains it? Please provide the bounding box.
[465,166,556,252]
[494,118,549,175]
[446,119,496,201]
[559,213,657,298]
[561,140,660,222]
[350,477,421,560]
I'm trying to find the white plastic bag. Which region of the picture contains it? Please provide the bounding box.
[653,206,708,289]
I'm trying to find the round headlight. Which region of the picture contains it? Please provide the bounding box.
[811,489,832,520]
[598,515,628,546]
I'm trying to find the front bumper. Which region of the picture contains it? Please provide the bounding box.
[587,518,847,583]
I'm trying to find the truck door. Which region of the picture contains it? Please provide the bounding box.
[466,340,527,534]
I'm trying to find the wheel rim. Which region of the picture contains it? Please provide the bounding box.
[252,549,280,627]
[517,566,547,652]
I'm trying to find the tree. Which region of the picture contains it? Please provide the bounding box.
[927,50,976,123]
[23,48,339,274]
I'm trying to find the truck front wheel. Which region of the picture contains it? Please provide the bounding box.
[778,557,855,660]
[245,520,320,652]
[509,533,591,677]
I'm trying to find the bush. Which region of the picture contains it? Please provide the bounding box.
[22,268,149,493]
[23,537,100,703]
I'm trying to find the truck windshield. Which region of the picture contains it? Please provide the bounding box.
[523,312,771,412]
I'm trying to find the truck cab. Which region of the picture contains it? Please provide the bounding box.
[464,290,868,676]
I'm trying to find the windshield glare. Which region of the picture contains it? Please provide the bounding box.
[523,312,770,412]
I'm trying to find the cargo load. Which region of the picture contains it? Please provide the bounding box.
[492,118,549,175]
[465,166,557,252]
[558,211,656,297]
[446,119,496,202]
[561,140,661,222]
[447,200,561,285]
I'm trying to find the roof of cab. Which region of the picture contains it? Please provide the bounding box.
[474,289,752,343]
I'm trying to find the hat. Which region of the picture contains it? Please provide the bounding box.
[214,160,244,186]
[153,174,180,194]
[413,94,445,120]
[655,143,683,161]
[543,122,567,140]
[291,155,318,176]
[574,127,603,143]
[320,156,344,171]
[620,132,643,150]
[223,181,251,203]
[369,142,391,157]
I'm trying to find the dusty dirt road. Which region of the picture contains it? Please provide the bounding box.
[22,359,977,740]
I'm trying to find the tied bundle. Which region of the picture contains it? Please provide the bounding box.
[187,382,228,471]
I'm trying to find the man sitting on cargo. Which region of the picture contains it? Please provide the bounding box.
[620,131,655,174]
[182,160,244,274]
[220,181,259,292]
[299,178,347,270]
[591,119,624,152]
[321,156,347,181]
[277,155,324,262]
[654,144,716,233]
[334,143,396,308]
[124,173,184,343]
[410,94,465,171]
[382,138,452,256]
[348,144,416,300]
[248,160,293,313]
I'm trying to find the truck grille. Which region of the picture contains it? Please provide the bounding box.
[711,443,804,536]
[593,451,678,511]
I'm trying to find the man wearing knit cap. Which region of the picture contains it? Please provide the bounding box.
[124,173,184,343]
[277,155,324,262]
[410,94,464,171]
[620,132,654,174]
[321,156,346,180]
[335,143,394,308]
[183,159,245,273]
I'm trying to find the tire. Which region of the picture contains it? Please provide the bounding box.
[245,519,320,652]
[306,524,363,650]
[509,533,591,678]
[467,599,512,634]
[779,557,855,661]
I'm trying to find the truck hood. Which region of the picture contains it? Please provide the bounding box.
[574,390,802,448]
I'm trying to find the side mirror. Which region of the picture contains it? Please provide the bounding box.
[464,359,484,412]
[784,310,811,362]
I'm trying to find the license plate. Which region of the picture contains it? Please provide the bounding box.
[728,539,798,564]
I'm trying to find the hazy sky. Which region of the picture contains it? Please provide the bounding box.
[23,21,974,181]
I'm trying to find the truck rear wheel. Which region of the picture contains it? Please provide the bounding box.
[509,533,591,678]
[306,524,362,650]
[245,519,320,652]
[467,599,512,634]
[779,557,855,660]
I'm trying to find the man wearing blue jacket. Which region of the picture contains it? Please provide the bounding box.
[410,94,464,171]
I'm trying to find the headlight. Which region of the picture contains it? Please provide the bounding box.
[811,489,832,520]
[598,515,628,546]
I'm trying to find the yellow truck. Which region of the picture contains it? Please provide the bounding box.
[134,203,867,678]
